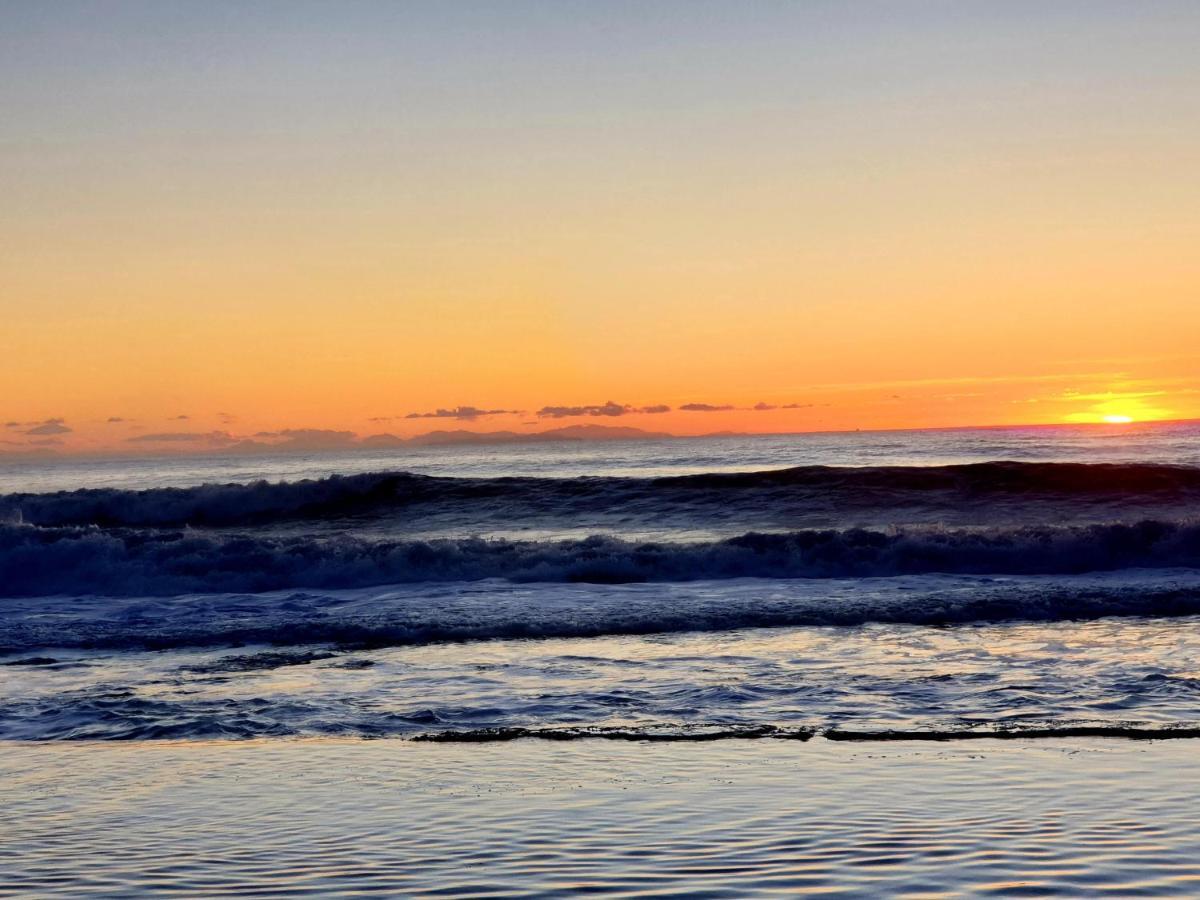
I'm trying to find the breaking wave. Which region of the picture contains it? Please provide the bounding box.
[3,569,1200,654]
[3,519,1200,598]
[4,461,1200,528]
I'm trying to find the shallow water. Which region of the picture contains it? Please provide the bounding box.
[6,605,1200,741]
[4,738,1200,897]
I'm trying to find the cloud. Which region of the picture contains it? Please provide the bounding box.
[25,418,72,436]
[172,414,190,421]
[377,397,798,424]
[1061,389,1170,402]
[217,412,237,424]
[679,403,735,413]
[748,402,813,411]
[106,417,126,424]
[537,401,672,419]
[126,431,236,444]
[27,438,64,447]
[538,401,630,418]
[405,406,522,421]
[4,422,20,429]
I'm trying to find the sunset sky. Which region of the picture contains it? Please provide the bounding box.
[3,2,1199,454]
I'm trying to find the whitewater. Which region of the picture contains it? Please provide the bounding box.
[3,422,1200,742]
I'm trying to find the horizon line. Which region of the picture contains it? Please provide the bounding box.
[3,417,1197,464]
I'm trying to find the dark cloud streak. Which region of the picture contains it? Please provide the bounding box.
[679,403,735,413]
[405,406,522,421]
[537,401,674,418]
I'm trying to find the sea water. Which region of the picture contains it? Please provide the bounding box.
[5,423,1200,896]
[2,422,1200,741]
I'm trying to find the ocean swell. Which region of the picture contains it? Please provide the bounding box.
[2,520,1199,597]
[2,570,1200,654]
[4,461,1200,528]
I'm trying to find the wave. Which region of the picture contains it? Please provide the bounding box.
[3,570,1200,654]
[7,691,1200,741]
[412,725,816,742]
[3,519,1200,598]
[413,724,1200,743]
[4,461,1200,528]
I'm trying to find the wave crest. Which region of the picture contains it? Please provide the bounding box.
[2,520,1200,597]
[4,461,1200,528]
[3,570,1200,655]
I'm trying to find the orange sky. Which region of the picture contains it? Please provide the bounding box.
[3,4,1199,455]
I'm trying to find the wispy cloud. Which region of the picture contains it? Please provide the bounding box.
[679,403,735,413]
[537,401,673,418]
[538,401,631,418]
[404,406,522,421]
[1061,390,1173,402]
[395,397,811,423]
[776,371,1139,397]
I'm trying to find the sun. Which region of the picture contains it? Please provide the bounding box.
[1101,414,1134,424]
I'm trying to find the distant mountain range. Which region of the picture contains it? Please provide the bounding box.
[0,423,686,459]
[364,423,673,448]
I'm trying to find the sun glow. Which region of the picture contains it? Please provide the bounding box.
[1063,391,1175,426]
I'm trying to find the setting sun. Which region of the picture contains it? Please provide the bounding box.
[1102,414,1135,424]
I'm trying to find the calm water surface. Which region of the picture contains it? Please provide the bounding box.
[4,738,1200,897]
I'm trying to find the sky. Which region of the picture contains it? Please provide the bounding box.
[3,1,1199,454]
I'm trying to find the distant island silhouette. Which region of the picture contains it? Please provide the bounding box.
[369,423,674,448]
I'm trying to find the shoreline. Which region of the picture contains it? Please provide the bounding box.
[8,729,1187,747]
[6,737,1200,896]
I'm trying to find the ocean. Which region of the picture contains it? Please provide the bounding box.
[3,421,1200,742]
[6,422,1200,896]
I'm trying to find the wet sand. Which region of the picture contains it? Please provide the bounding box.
[4,737,1200,897]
